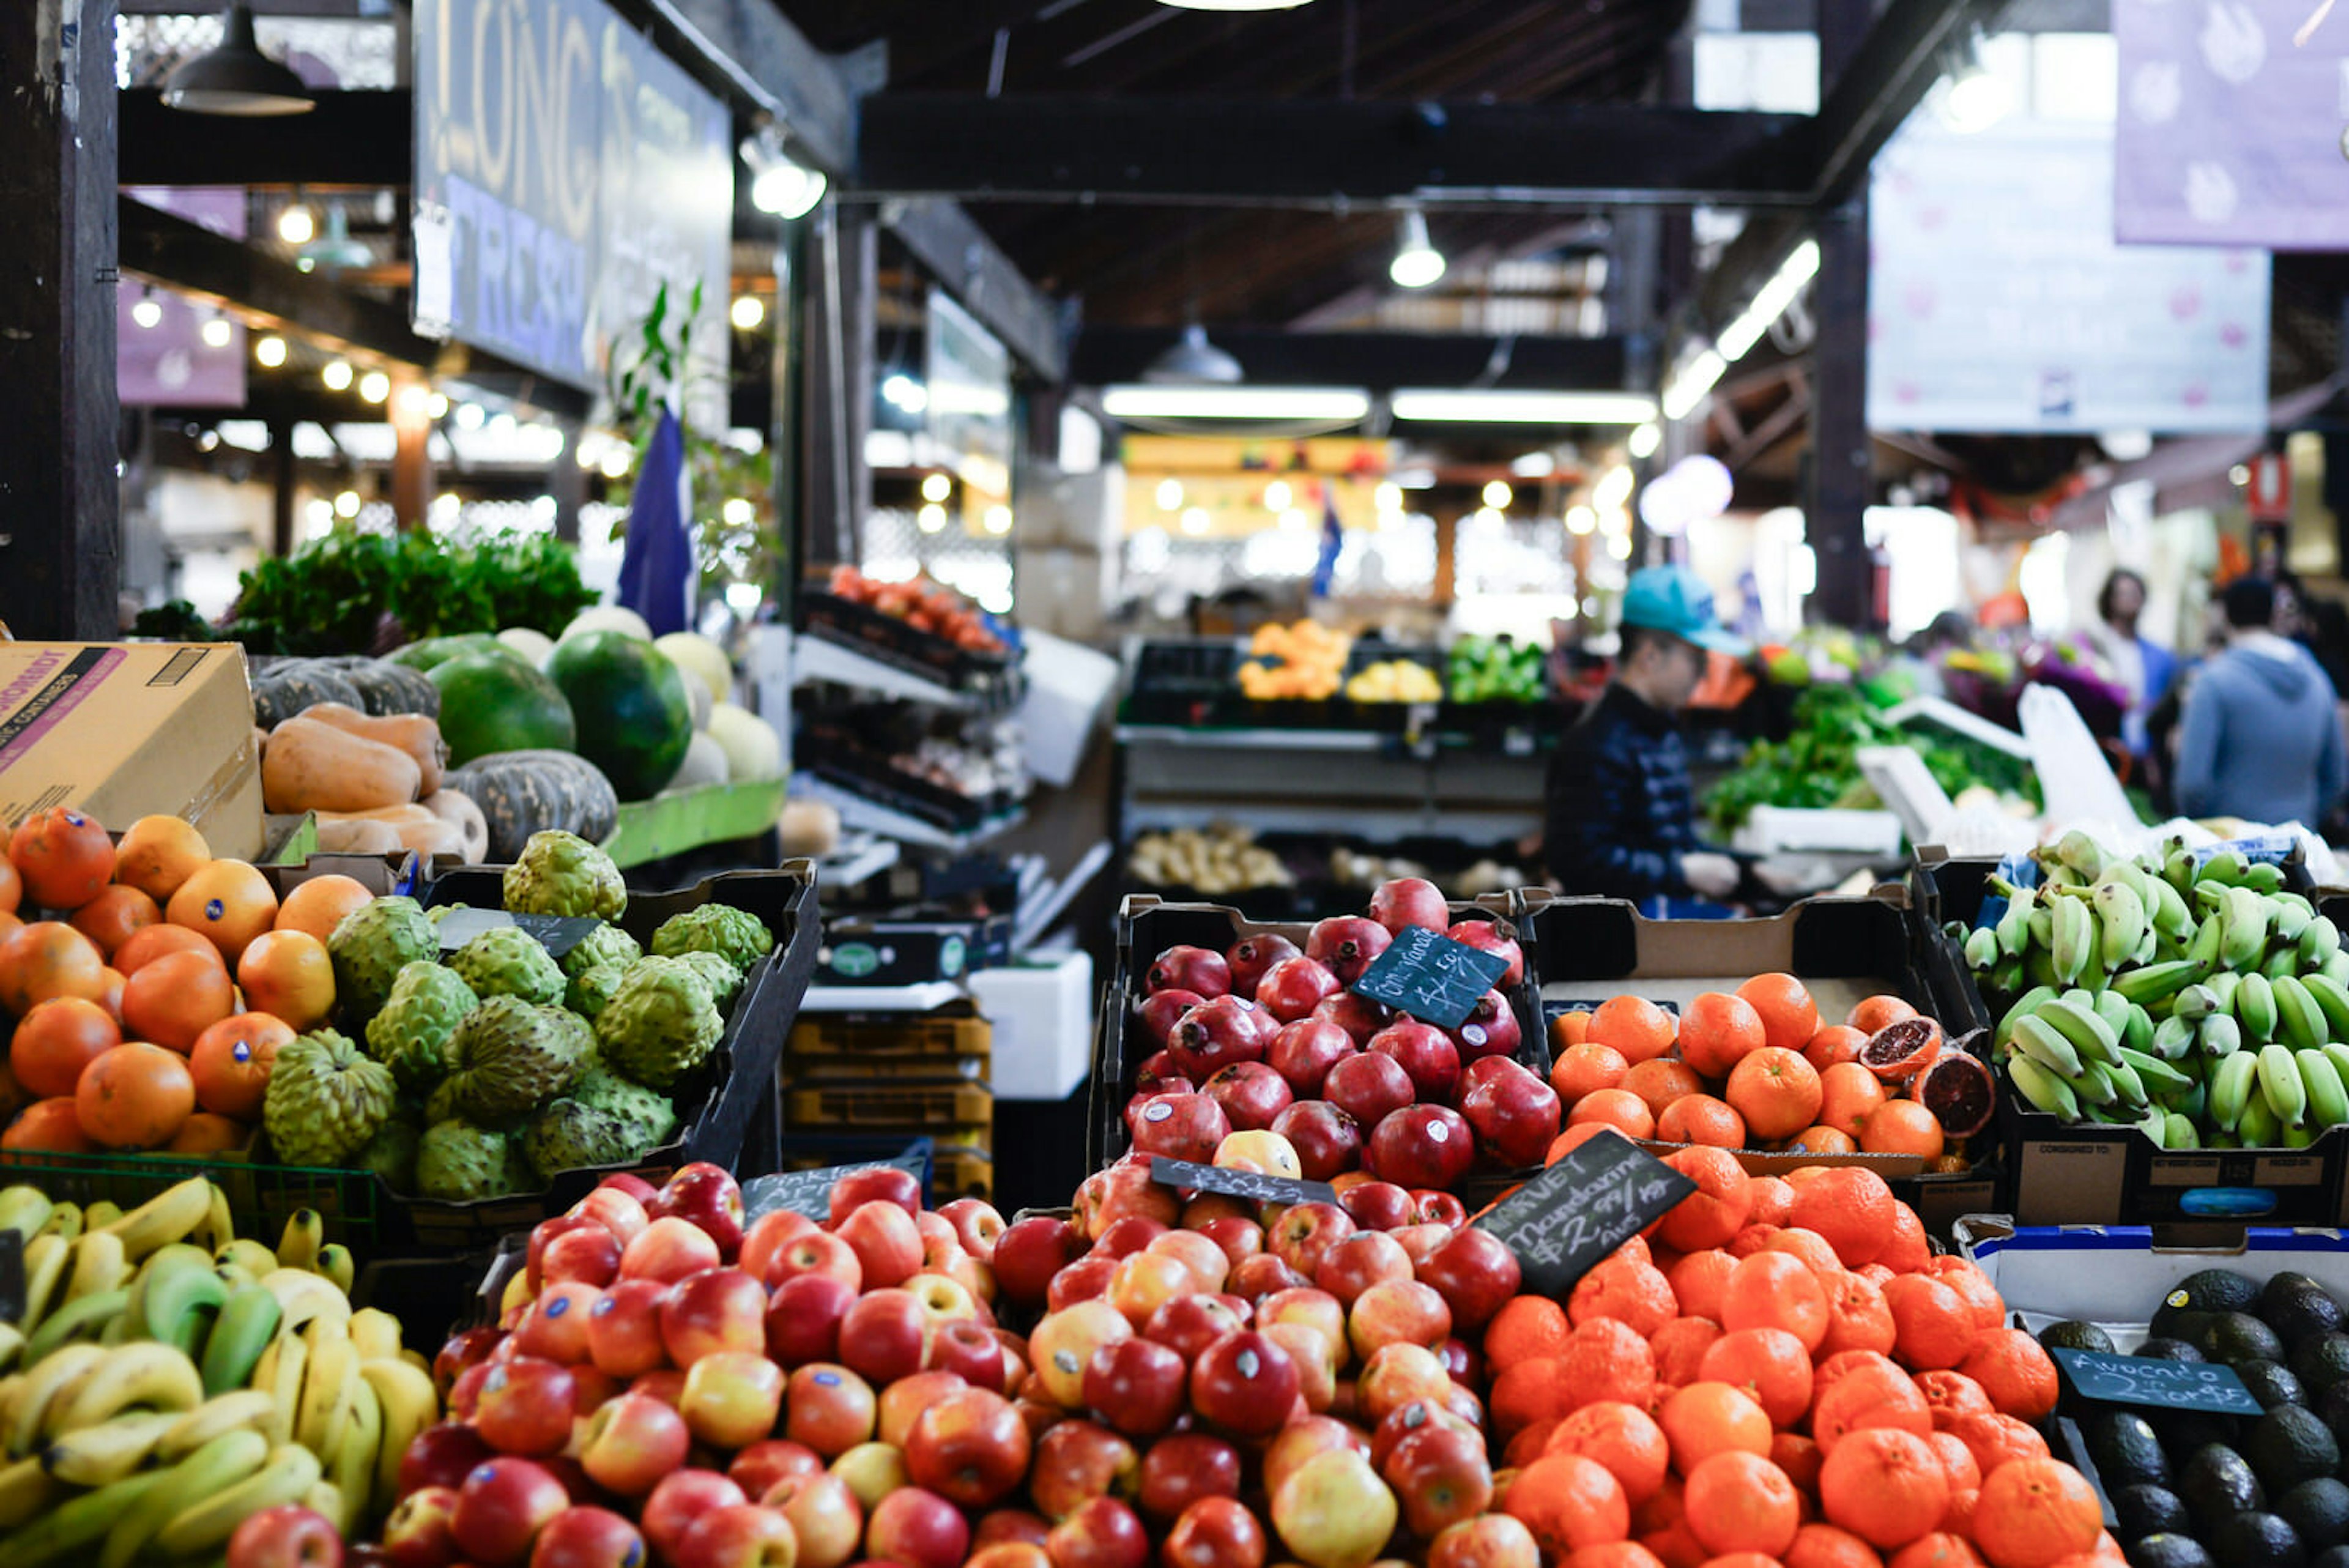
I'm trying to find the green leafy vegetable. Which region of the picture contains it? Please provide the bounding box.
[1703,685,2040,834]
[217,529,598,655]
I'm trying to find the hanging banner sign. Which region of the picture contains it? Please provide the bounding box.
[410,0,732,401]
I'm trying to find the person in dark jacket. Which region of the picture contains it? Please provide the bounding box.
[1545,565,1748,907]
[2175,576,2348,829]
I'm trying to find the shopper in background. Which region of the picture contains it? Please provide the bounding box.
[2088,569,2178,765]
[1544,565,1749,910]
[2175,576,2348,830]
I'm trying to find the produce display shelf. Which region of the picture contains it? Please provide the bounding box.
[793,773,1026,853]
[599,778,789,868]
[1116,724,1391,752]
[793,630,998,712]
[799,980,970,1014]
[817,834,902,891]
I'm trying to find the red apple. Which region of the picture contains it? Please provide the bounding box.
[398,1422,494,1497]
[1428,1513,1541,1568]
[574,1186,651,1247]
[1083,1337,1186,1439]
[1314,1230,1414,1307]
[1165,997,1275,1083]
[513,1282,601,1365]
[1073,1159,1180,1241]
[228,1506,342,1568]
[1268,1449,1397,1568]
[527,1507,643,1568]
[1225,934,1302,1000]
[1446,990,1522,1063]
[433,1328,502,1397]
[738,1209,817,1285]
[1194,1216,1263,1269]
[1368,1397,1476,1473]
[978,1512,1053,1551]
[447,1362,492,1421]
[1444,919,1523,987]
[642,1471,749,1561]
[829,1441,908,1512]
[836,1287,929,1385]
[1030,1299,1133,1408]
[928,1317,1009,1389]
[1226,1253,1308,1302]
[527,1216,607,1291]
[541,1227,623,1291]
[1139,1294,1246,1362]
[650,1164,745,1260]
[974,1547,1053,1568]
[1189,1330,1299,1437]
[1270,1101,1365,1183]
[1108,1250,1195,1329]
[1257,960,1344,1027]
[451,1458,571,1566]
[382,1486,461,1568]
[761,1473,863,1568]
[680,1349,785,1449]
[1203,1061,1292,1134]
[782,1363,877,1457]
[906,1386,1031,1509]
[1263,1416,1373,1500]
[1436,1337,1481,1386]
[1161,1496,1267,1568]
[768,1231,863,1294]
[660,1268,768,1367]
[765,1271,858,1367]
[1323,1053,1415,1131]
[1348,1277,1452,1358]
[730,1439,825,1499]
[1417,1226,1522,1331]
[1356,1342,1452,1425]
[1411,1190,1469,1227]
[826,1165,922,1226]
[1145,945,1231,998]
[1367,1020,1461,1104]
[1459,1065,1561,1169]
[628,1368,686,1406]
[1337,1180,1414,1233]
[1138,989,1206,1049]
[834,1201,922,1290]
[881,1370,973,1449]
[994,1217,1085,1308]
[1312,992,1394,1047]
[1045,1496,1149,1568]
[1144,1231,1228,1295]
[672,1504,795,1568]
[1267,1202,1357,1279]
[1091,1215,1169,1260]
[474,1358,576,1457]
[577,1390,692,1496]
[1364,1104,1474,1191]
[1048,1255,1120,1312]
[620,1216,722,1285]
[1028,1418,1140,1520]
[1134,1434,1239,1525]
[1258,1288,1348,1368]
[1370,877,1450,935]
[1130,1093,1231,1164]
[583,1279,669,1381]
[1304,916,1391,985]
[866,1487,971,1568]
[1389,1223,1451,1268]
[940,1197,1006,1260]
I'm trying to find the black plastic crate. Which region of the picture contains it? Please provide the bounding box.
[1121,640,1246,727]
[815,906,1013,986]
[799,589,1020,696]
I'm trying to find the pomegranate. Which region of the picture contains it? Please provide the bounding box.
[1367,1020,1462,1104]
[1458,1063,1562,1168]
[1305,916,1392,985]
[1146,946,1231,999]
[1323,1051,1416,1131]
[1444,990,1521,1063]
[1129,1092,1231,1164]
[1266,1018,1357,1098]
[1255,957,1341,1024]
[1270,1101,1365,1183]
[1311,992,1393,1046]
[1443,920,1524,989]
[1165,995,1275,1082]
[1224,934,1302,1000]
[1365,1104,1477,1191]
[1137,989,1205,1048]
[1203,1061,1294,1132]
[1368,878,1451,937]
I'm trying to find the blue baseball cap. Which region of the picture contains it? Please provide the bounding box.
[1620,565,1750,656]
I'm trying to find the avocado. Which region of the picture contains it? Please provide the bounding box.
[2206,1313,2291,1368]
[2280,1479,2349,1552]
[2318,1379,2349,1444]
[2131,1535,2219,1568]
[2247,1406,2340,1492]
[2150,1411,2248,1462]
[2093,1413,2178,1489]
[2116,1485,2197,1542]
[2259,1275,2345,1349]
[2143,1337,2213,1362]
[2044,1320,2120,1356]
[2182,1445,2269,1526]
[2158,1269,2265,1335]
[2240,1360,2312,1411]
[2291,1334,2349,1397]
[2210,1512,2307,1568]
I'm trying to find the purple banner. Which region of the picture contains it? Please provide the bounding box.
[119,188,247,408]
[2115,0,2349,249]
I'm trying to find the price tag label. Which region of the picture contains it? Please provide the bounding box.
[744,1146,933,1222]
[1474,1129,1695,1298]
[2050,1349,2264,1416]
[0,1232,21,1325]
[1149,1157,1338,1209]
[1351,924,1512,1030]
[434,908,605,960]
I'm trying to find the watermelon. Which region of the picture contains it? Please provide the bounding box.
[543,631,693,800]
[427,652,576,765]
[388,633,521,673]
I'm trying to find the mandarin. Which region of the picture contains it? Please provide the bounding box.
[1548,1400,1672,1503]
[1659,1096,1747,1150]
[1737,974,1820,1053]
[1591,996,1677,1066]
[1681,993,1768,1079]
[1819,1429,1951,1551]
[1726,1049,1822,1142]
[1658,1147,1754,1253]
[1699,1326,1816,1427]
[1659,1382,1773,1474]
[1556,1041,1633,1102]
[1720,1252,1830,1353]
[1685,1452,1802,1559]
[1788,1167,1896,1268]
[1970,1460,2101,1568]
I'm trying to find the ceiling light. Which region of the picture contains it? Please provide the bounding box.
[1567,505,1597,535]
[1390,209,1446,290]
[921,473,952,503]
[333,489,360,518]
[1482,480,1513,508]
[1143,324,1244,385]
[276,203,316,245]
[394,384,429,418]
[1717,240,1820,362]
[254,335,286,367]
[730,295,765,330]
[1156,478,1184,511]
[199,314,233,349]
[162,2,314,116]
[742,132,828,219]
[1390,390,1659,425]
[1627,422,1662,459]
[983,505,1014,535]
[322,360,352,391]
[426,393,449,419]
[722,497,756,526]
[455,401,485,430]
[358,370,390,404]
[1179,507,1211,535]
[1376,482,1404,512]
[881,373,929,414]
[300,204,371,272]
[1594,467,1636,510]
[1935,29,2014,134]
[917,504,948,533]
[1606,532,1633,560]
[1510,452,1557,479]
[1102,387,1370,422]
[1264,480,1293,511]
[131,291,163,330]
[1661,350,1726,421]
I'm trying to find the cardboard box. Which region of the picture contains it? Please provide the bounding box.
[0,643,262,858]
[1956,1216,2349,1330]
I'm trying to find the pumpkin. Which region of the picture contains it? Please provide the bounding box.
[320,656,441,718]
[251,660,365,729]
[262,716,421,814]
[444,749,620,863]
[296,702,448,796]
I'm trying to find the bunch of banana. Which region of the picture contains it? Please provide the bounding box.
[1971,831,2349,1152]
[0,1181,438,1558]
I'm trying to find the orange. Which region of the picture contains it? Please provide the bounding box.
[7,808,114,911]
[1970,1460,2101,1568]
[1819,1429,1950,1551]
[1556,1042,1633,1103]
[113,922,225,976]
[1548,1401,1672,1503]
[1668,1252,1739,1323]
[1729,1224,1784,1260]
[1680,994,1767,1080]
[1591,995,1677,1066]
[1720,1252,1830,1353]
[1764,1228,1847,1278]
[1860,1101,1945,1160]
[1494,1359,1578,1436]
[1882,1276,1981,1371]
[1848,996,1918,1035]
[1699,1328,1814,1427]
[1943,1414,2049,1480]
[1914,1371,1994,1432]
[1819,1271,1899,1359]
[188,1012,292,1121]
[1790,1128,1858,1155]
[274,873,375,944]
[74,1042,195,1149]
[1554,1318,1661,1413]
[1,1098,97,1157]
[1890,1537,1983,1568]
[120,949,236,1053]
[1553,1123,1630,1164]
[1658,1382,1772,1474]
[236,929,335,1031]
[1928,1432,1983,1495]
[1699,1555,1783,1568]
[1876,1205,1931,1276]
[1813,1365,1932,1454]
[166,860,278,965]
[1488,1296,1574,1372]
[68,885,160,960]
[1737,975,1819,1054]
[1510,1419,1565,1468]
[1653,1316,1726,1388]
[1658,1096,1747,1150]
[1772,1433,1825,1495]
[1956,1331,2058,1422]
[95,967,123,1025]
[0,921,108,1015]
[1787,1526,1884,1568]
[1625,1059,1706,1118]
[166,1112,249,1154]
[113,816,212,904]
[1726,1049,1822,1142]
[1746,1178,1795,1228]
[1921,1260,2006,1334]
[1805,1027,1871,1071]
[1572,1259,1679,1338]
[1789,1167,1895,1268]
[1817,1063,1890,1140]
[1572,1547,1668,1568]
[1685,1453,1801,1559]
[0,910,19,945]
[0,856,18,915]
[10,997,121,1099]
[1553,1009,1595,1049]
[1573,1089,1658,1141]
[1658,1148,1754,1253]
[1505,1453,1631,1557]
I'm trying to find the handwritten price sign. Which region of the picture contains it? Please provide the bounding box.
[1149,1157,1338,1209]
[744,1146,932,1222]
[1350,925,1512,1030]
[1473,1130,1694,1298]
[2050,1348,2263,1416]
[434,908,604,960]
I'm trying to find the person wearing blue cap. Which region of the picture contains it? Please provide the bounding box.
[1544,565,1750,909]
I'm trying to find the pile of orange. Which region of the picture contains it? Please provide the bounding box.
[0,808,371,1157]
[1484,1158,2099,1568]
[1546,976,1964,1167]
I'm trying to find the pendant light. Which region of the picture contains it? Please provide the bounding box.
[1390,209,1446,289]
[163,3,314,116]
[1142,324,1244,385]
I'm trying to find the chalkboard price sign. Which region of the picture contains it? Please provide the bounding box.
[0,1232,20,1325]
[435,908,604,960]
[2051,1348,2264,1416]
[1474,1129,1695,1298]
[1351,925,1512,1030]
[1149,1157,1338,1209]
[744,1147,932,1222]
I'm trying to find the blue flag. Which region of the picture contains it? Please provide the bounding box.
[616,407,694,636]
[1310,488,1343,598]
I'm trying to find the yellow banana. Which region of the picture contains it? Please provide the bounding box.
[0,1455,58,1531]
[40,1408,179,1486]
[154,1441,324,1559]
[359,1358,440,1517]
[314,1244,355,1296]
[63,1232,128,1305]
[18,1234,69,1335]
[214,1239,279,1277]
[258,1268,351,1335]
[7,1345,106,1457]
[274,1210,323,1273]
[294,1322,358,1461]
[0,1465,169,1568]
[158,1389,275,1462]
[98,1426,269,1568]
[47,1342,204,1436]
[348,1308,403,1362]
[80,1203,122,1233]
[0,1187,55,1243]
[38,1204,81,1244]
[95,1178,214,1262]
[253,1328,306,1447]
[329,1377,379,1536]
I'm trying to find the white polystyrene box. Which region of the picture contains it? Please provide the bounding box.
[971,948,1094,1101]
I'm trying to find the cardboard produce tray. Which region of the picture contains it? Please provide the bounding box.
[1956,1216,2349,1328]
[1086,894,1543,1175]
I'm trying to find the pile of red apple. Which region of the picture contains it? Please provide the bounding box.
[373,1139,1535,1568]
[1129,878,1556,1188]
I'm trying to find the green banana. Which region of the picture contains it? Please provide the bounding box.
[2200,847,2252,886]
[0,1468,169,1568]
[2243,1088,2285,1148]
[2264,946,2301,983]
[2103,1057,2151,1109]
[2188,912,2226,970]
[2275,899,2315,946]
[2260,1043,2310,1129]
[2211,1050,2260,1134]
[2153,1014,2197,1061]
[2053,894,2095,987]
[2096,880,2149,972]
[2173,984,2222,1024]
[2310,973,2349,1043]
[2274,975,2330,1052]
[1965,927,2002,971]
[2008,1056,2080,1120]
[97,1428,268,1568]
[1995,988,2057,1049]
[2148,875,2195,942]
[1998,885,2039,957]
[2038,998,2121,1066]
[2050,828,2107,879]
[2112,959,2208,1009]
[2237,972,2280,1042]
[198,1286,281,1399]
[2304,918,2343,967]
[2165,1112,2201,1150]
[2224,886,2274,968]
[2296,1048,2349,1128]
[139,1261,228,1356]
[21,1289,132,1367]
[2072,1061,2119,1107]
[2008,1014,2086,1078]
[2116,1045,2194,1096]
[155,1442,323,1558]
[2246,861,2287,894]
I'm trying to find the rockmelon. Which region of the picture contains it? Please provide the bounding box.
[497,626,556,666]
[655,631,733,706]
[666,733,729,793]
[707,702,783,782]
[561,606,655,643]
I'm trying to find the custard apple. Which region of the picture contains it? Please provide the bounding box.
[444,996,588,1120]
[448,926,565,1006]
[415,1119,514,1201]
[675,950,744,1012]
[423,1077,520,1132]
[566,963,626,1024]
[505,831,626,920]
[365,962,477,1090]
[594,956,724,1088]
[572,1066,680,1146]
[650,904,774,972]
[427,902,469,927]
[560,922,642,979]
[520,1099,658,1181]
[264,1029,396,1167]
[328,897,437,1024]
[355,1117,421,1191]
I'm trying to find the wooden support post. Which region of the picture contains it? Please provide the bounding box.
[801,203,875,569]
[0,0,122,640]
[1807,0,1875,629]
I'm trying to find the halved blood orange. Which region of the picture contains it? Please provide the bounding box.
[1859,1017,1944,1085]
[1909,1048,1994,1139]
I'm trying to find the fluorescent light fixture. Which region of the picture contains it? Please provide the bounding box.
[730,295,764,330]
[322,360,353,391]
[1627,422,1662,459]
[1593,466,1635,510]
[1661,349,1726,421]
[1390,390,1659,425]
[1510,452,1556,479]
[276,204,316,245]
[1264,480,1293,511]
[1101,386,1370,422]
[1716,240,1820,362]
[1482,480,1513,508]
[1390,210,1446,289]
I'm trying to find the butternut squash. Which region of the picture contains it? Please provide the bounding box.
[316,804,436,826]
[421,789,489,863]
[314,818,406,855]
[262,716,421,814]
[295,702,448,795]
